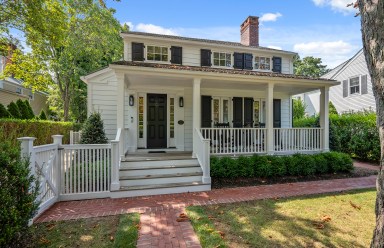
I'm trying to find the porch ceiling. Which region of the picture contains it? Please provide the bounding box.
[126,74,322,95]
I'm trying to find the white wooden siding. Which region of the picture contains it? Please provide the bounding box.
[123,37,294,74]
[88,72,118,140]
[326,51,376,113]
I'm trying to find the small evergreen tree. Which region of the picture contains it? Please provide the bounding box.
[80,112,108,144]
[0,103,11,118]
[24,100,35,119]
[39,110,47,120]
[293,98,307,119]
[329,101,338,115]
[16,99,30,119]
[7,102,21,119]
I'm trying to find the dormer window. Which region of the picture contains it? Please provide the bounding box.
[147,46,168,62]
[213,52,231,67]
[254,56,271,70]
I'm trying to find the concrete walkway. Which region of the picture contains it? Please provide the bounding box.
[35,174,377,248]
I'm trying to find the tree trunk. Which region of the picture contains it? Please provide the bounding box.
[358,1,384,247]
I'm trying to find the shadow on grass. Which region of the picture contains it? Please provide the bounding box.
[187,189,375,248]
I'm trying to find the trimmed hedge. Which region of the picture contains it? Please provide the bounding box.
[210,152,353,178]
[294,111,380,162]
[0,119,81,146]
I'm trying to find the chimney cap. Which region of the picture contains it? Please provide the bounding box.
[241,16,259,28]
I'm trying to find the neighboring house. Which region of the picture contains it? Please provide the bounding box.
[0,54,48,115]
[297,49,375,115]
[81,16,337,196]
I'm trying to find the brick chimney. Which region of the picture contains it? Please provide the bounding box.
[240,16,259,47]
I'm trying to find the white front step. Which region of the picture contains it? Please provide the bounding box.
[120,159,199,168]
[119,173,203,187]
[119,166,202,177]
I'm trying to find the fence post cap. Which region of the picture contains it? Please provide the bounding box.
[110,140,119,144]
[17,137,36,141]
[52,135,64,138]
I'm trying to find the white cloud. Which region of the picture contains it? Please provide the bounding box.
[259,12,282,22]
[125,22,178,35]
[267,45,282,50]
[293,40,356,67]
[312,0,355,14]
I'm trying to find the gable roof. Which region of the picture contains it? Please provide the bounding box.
[121,31,297,56]
[321,49,363,80]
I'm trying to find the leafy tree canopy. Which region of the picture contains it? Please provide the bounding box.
[294,55,330,78]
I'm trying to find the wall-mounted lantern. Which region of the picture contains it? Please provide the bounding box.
[129,95,134,106]
[179,97,184,107]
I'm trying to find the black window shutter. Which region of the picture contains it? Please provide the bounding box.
[132,42,144,61]
[243,53,253,70]
[232,97,243,127]
[244,98,253,127]
[201,49,211,66]
[201,96,212,127]
[273,99,281,128]
[342,80,348,97]
[272,57,282,73]
[361,75,368,94]
[233,53,244,69]
[170,46,182,65]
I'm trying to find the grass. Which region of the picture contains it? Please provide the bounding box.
[29,213,140,248]
[186,189,376,248]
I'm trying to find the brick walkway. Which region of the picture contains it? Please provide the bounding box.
[35,175,377,248]
[354,160,380,171]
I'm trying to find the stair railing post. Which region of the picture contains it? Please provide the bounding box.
[52,135,63,197]
[110,140,120,191]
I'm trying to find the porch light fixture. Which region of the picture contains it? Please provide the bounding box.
[179,97,184,107]
[129,95,134,106]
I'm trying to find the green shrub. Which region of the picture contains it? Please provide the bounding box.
[0,135,39,247]
[295,111,380,162]
[39,110,47,120]
[80,112,108,144]
[16,99,30,120]
[24,100,35,119]
[0,103,11,118]
[7,102,21,119]
[0,119,81,146]
[210,152,353,178]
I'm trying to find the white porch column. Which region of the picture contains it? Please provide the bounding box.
[192,78,201,157]
[116,72,125,157]
[320,86,330,151]
[266,83,274,154]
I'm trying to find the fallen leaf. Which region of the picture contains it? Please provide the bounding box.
[176,217,189,222]
[197,217,202,220]
[93,224,99,229]
[269,235,273,239]
[313,222,325,229]
[217,231,225,239]
[321,215,332,222]
[219,211,224,215]
[350,201,361,210]
[208,215,215,220]
[45,223,56,231]
[39,237,50,244]
[110,236,114,241]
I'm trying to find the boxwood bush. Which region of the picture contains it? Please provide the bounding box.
[210,152,353,178]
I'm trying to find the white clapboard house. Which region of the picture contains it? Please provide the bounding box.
[80,16,338,196]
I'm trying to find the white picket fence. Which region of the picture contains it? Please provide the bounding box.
[18,131,121,219]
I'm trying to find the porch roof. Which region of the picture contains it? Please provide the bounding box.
[110,61,338,86]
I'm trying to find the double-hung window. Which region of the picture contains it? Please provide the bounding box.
[349,76,360,95]
[213,52,231,67]
[147,46,168,62]
[212,97,230,124]
[254,56,271,70]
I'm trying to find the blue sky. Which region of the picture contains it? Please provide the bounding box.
[107,0,362,68]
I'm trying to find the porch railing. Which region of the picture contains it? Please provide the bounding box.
[194,128,211,183]
[273,128,323,152]
[200,128,266,155]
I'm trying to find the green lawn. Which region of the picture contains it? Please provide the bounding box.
[187,189,376,248]
[29,213,140,248]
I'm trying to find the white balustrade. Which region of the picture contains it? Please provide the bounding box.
[273,128,323,152]
[200,128,266,155]
[194,128,211,183]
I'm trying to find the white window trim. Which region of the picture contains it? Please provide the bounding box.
[348,75,362,97]
[145,45,170,64]
[16,87,22,94]
[254,56,272,72]
[211,51,233,68]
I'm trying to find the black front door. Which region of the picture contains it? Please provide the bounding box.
[147,94,167,148]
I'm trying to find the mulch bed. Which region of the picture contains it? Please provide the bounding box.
[212,167,378,189]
